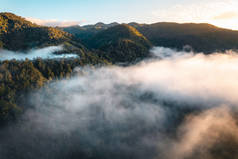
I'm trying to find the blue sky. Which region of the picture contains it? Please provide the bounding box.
[0,0,189,23]
[1,0,238,30]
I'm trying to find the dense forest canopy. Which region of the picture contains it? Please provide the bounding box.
[62,22,238,53]
[0,57,110,125]
[0,12,73,50]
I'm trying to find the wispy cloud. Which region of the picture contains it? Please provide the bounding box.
[26,17,82,27]
[151,0,238,30]
[213,11,238,20]
[0,46,78,61]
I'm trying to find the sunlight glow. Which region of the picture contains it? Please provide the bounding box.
[152,0,238,30]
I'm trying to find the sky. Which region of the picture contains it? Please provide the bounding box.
[0,0,238,30]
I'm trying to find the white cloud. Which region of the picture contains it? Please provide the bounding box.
[169,106,238,159]
[213,11,238,20]
[151,0,238,30]
[0,46,78,60]
[26,17,82,27]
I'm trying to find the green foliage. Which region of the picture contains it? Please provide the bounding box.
[0,60,46,102]
[133,22,238,52]
[63,21,238,53]
[0,100,21,125]
[87,24,151,63]
[60,22,119,43]
[0,55,110,125]
[0,12,74,51]
[89,24,150,48]
[0,41,3,48]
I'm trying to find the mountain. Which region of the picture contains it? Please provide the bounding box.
[2,12,238,61]
[87,24,151,63]
[128,22,145,28]
[131,22,238,53]
[86,22,119,29]
[60,22,119,43]
[0,13,153,64]
[0,12,84,51]
[63,21,238,53]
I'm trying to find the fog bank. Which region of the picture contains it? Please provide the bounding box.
[1,47,238,159]
[0,46,78,61]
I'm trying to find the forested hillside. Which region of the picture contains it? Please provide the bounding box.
[60,22,119,42]
[134,22,238,52]
[63,22,238,53]
[87,24,151,63]
[0,13,151,63]
[0,56,110,125]
[0,13,79,51]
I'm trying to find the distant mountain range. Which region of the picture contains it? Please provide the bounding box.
[1,12,238,63]
[62,22,238,53]
[59,22,119,41]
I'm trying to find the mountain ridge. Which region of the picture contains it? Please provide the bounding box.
[0,13,152,64]
[0,12,75,51]
[87,24,151,63]
[2,12,238,59]
[63,21,238,53]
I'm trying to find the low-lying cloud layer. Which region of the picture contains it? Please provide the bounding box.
[26,17,82,27]
[1,47,238,159]
[0,46,79,61]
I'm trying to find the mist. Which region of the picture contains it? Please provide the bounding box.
[0,46,79,61]
[1,47,238,159]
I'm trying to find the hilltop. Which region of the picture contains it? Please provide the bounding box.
[63,22,238,53]
[87,24,151,63]
[2,12,238,61]
[0,12,77,51]
[0,13,152,64]
[133,22,238,52]
[60,22,119,42]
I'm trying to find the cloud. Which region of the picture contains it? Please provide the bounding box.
[1,47,238,158]
[213,11,238,20]
[0,46,79,61]
[151,0,238,30]
[26,17,82,27]
[169,106,238,159]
